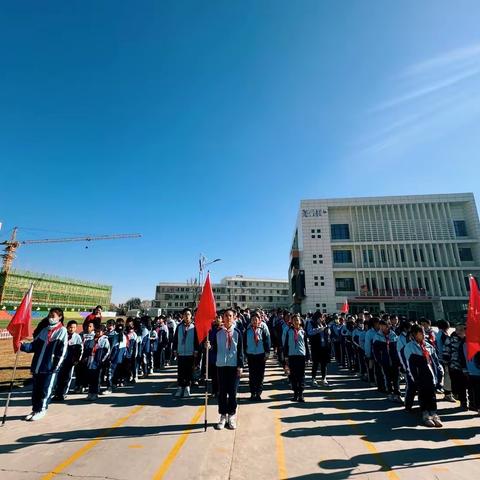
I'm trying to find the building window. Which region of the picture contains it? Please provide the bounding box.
[320,282,325,286]
[311,235,315,239]
[314,276,318,280]
[459,247,473,261]
[432,246,438,262]
[454,220,468,237]
[335,278,355,291]
[362,249,374,263]
[319,260,323,264]
[316,303,320,308]
[322,303,326,307]
[317,234,321,238]
[314,282,319,286]
[331,224,350,240]
[413,249,418,262]
[419,248,425,262]
[404,277,409,289]
[438,276,443,291]
[317,229,321,233]
[313,254,317,258]
[311,229,315,233]
[320,276,324,280]
[380,249,387,263]
[313,260,317,264]
[424,277,430,291]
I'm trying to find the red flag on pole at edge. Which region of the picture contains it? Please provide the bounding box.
[466,275,480,361]
[195,273,217,344]
[341,299,349,314]
[6,284,33,353]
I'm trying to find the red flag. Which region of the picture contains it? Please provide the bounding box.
[341,299,349,313]
[466,276,480,361]
[195,274,217,344]
[6,284,33,353]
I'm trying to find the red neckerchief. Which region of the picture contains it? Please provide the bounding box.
[384,332,390,352]
[91,335,104,358]
[225,327,233,349]
[428,331,436,345]
[182,323,189,344]
[294,328,300,344]
[47,322,63,343]
[253,326,259,345]
[419,340,432,364]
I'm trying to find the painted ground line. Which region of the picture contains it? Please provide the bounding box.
[152,405,205,480]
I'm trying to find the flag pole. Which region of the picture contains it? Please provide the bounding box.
[1,348,21,426]
[204,339,209,431]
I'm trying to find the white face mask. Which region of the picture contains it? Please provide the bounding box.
[49,317,59,325]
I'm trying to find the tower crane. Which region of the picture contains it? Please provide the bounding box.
[0,227,141,304]
[1,227,142,274]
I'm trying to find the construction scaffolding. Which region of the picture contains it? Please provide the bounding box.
[0,270,112,310]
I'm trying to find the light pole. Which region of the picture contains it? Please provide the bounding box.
[197,254,222,306]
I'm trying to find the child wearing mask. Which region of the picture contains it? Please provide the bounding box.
[21,308,68,421]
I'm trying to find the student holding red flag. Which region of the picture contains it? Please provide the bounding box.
[464,275,480,414]
[20,308,68,421]
[6,284,33,353]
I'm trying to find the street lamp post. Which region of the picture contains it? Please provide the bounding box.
[196,254,222,307]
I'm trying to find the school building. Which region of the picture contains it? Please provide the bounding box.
[289,193,480,322]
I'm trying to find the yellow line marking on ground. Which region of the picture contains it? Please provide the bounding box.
[449,438,480,460]
[347,420,400,480]
[128,444,144,449]
[274,412,288,480]
[41,405,145,480]
[152,405,205,480]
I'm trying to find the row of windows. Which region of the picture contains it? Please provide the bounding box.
[331,247,473,264]
[328,220,469,242]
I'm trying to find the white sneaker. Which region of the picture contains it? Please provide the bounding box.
[311,378,318,386]
[422,411,435,427]
[321,378,329,386]
[431,413,443,427]
[102,389,112,396]
[174,387,183,397]
[227,414,237,430]
[183,387,191,398]
[394,395,404,404]
[31,410,46,421]
[443,394,456,403]
[25,411,35,421]
[215,415,227,430]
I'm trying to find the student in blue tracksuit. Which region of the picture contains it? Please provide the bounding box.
[173,308,199,398]
[124,318,138,384]
[462,337,480,413]
[405,324,443,427]
[444,324,468,408]
[214,308,244,430]
[21,308,68,421]
[373,319,402,403]
[307,312,331,386]
[53,320,83,401]
[74,320,95,393]
[244,310,271,401]
[284,313,310,403]
[365,317,385,390]
[352,318,367,381]
[108,318,127,389]
[396,321,415,411]
[85,324,110,400]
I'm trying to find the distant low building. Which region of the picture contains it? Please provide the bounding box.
[154,275,290,312]
[0,269,112,311]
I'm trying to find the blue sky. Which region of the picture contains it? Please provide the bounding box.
[1,1,480,303]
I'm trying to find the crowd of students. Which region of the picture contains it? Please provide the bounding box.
[19,305,480,430]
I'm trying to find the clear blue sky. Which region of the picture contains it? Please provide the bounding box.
[1,1,480,303]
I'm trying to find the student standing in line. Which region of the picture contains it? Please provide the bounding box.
[124,317,138,384]
[405,324,443,427]
[21,308,68,421]
[444,324,468,409]
[284,313,310,403]
[214,308,244,430]
[244,310,270,401]
[173,308,198,398]
[52,320,83,401]
[85,324,110,401]
[307,312,331,387]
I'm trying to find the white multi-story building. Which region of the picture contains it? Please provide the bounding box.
[289,193,480,321]
[154,275,290,312]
